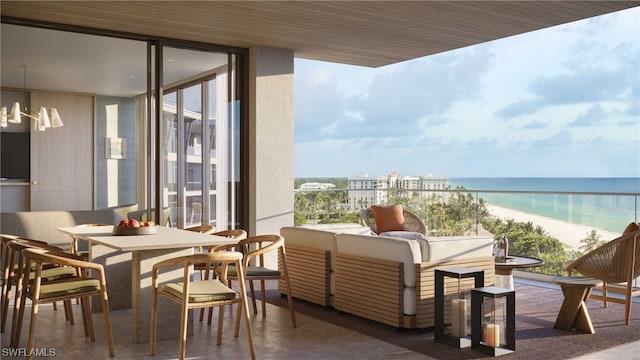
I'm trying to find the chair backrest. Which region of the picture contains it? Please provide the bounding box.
[22,247,102,275]
[235,235,284,268]
[571,229,640,283]
[153,251,244,283]
[360,206,427,236]
[7,238,64,255]
[185,224,216,234]
[213,229,248,241]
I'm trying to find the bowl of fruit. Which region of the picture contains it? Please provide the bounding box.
[112,219,158,235]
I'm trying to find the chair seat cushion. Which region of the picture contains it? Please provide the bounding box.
[245,266,281,277]
[217,265,281,277]
[29,266,77,283]
[31,278,101,299]
[163,279,236,303]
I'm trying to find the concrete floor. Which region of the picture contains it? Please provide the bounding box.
[2,280,638,360]
[2,297,435,360]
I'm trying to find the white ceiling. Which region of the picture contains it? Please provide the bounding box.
[1,24,229,97]
[1,1,638,97]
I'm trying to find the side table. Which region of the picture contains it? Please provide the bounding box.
[494,256,544,290]
[551,276,603,334]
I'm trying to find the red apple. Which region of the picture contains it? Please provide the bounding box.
[118,219,129,227]
[129,219,140,227]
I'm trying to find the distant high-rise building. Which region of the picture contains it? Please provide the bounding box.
[347,172,450,210]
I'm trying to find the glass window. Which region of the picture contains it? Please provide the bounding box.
[161,47,240,230]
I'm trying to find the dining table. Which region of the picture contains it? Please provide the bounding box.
[57,225,238,343]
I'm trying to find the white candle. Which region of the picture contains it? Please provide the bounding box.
[485,324,501,348]
[451,299,467,337]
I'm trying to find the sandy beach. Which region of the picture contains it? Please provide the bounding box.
[485,204,621,252]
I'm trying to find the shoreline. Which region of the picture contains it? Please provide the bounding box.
[485,204,621,251]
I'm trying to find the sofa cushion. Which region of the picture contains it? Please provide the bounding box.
[281,224,371,271]
[380,231,430,262]
[281,226,336,272]
[371,205,405,233]
[425,235,494,262]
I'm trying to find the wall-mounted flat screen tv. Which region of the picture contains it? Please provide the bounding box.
[1,132,30,180]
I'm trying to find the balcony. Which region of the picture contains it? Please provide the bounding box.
[2,279,638,359]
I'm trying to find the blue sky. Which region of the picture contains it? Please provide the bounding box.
[293,7,640,178]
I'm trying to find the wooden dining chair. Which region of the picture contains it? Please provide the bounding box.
[18,247,114,359]
[1,234,20,333]
[69,223,111,258]
[185,224,216,259]
[149,251,255,360]
[5,238,78,345]
[218,235,297,328]
[198,229,248,323]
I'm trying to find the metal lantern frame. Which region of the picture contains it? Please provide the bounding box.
[434,267,484,348]
[471,286,516,356]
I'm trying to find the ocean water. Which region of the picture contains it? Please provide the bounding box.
[449,178,640,233]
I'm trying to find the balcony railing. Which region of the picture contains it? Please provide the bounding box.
[294,187,639,282]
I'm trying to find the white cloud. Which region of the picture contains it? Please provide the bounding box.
[294,8,640,178]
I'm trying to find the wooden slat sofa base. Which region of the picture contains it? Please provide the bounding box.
[278,238,495,330]
[334,253,404,328]
[333,253,495,329]
[278,243,331,307]
[415,256,495,328]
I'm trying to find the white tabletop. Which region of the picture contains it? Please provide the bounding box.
[58,225,238,252]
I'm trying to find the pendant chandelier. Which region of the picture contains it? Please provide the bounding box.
[1,65,64,130]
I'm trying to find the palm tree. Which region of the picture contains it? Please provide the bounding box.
[578,230,605,253]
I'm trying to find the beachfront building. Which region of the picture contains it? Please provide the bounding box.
[299,182,336,190]
[348,173,389,210]
[348,172,450,210]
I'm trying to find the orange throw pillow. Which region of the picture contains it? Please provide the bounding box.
[371,205,405,233]
[622,222,640,235]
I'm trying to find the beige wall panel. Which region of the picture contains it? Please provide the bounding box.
[30,92,94,210]
[249,47,295,267]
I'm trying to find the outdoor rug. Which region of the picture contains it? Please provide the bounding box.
[264,281,640,360]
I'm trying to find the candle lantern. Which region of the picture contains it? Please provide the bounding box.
[471,286,515,356]
[434,267,484,348]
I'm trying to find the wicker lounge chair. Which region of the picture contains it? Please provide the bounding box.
[564,226,640,325]
[360,206,427,236]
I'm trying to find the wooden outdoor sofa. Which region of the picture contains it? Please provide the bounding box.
[279,224,495,329]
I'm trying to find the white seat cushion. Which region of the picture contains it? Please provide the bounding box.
[425,235,494,261]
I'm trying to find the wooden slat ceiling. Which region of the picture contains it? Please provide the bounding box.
[1,1,638,67]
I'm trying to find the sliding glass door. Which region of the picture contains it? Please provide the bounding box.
[0,19,245,230]
[161,48,240,230]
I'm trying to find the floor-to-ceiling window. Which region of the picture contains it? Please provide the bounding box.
[1,20,245,230]
[160,47,240,230]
